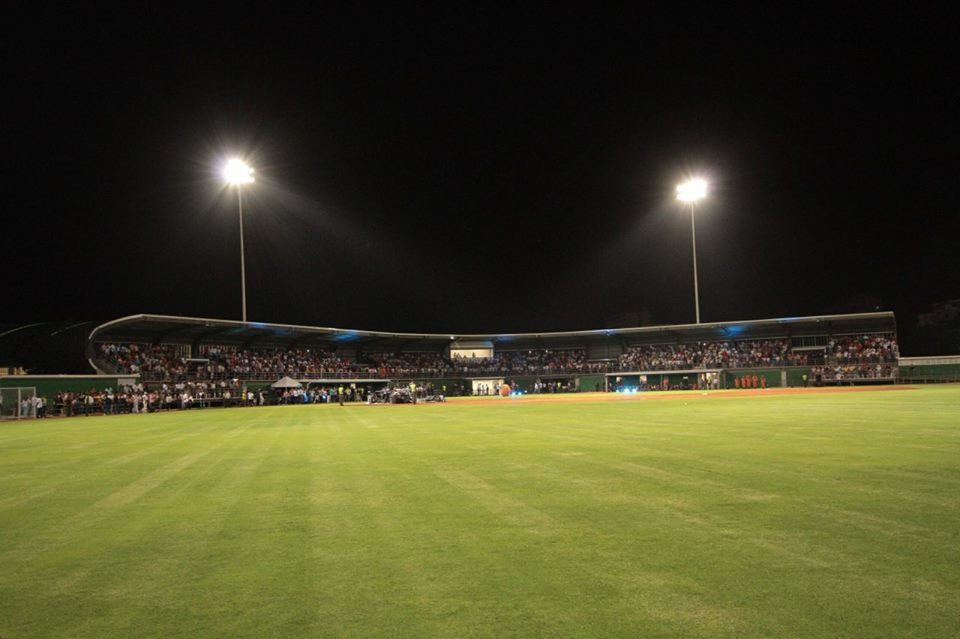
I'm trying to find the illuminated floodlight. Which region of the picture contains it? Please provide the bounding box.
[223,158,255,185]
[676,177,708,324]
[676,178,707,202]
[221,157,255,322]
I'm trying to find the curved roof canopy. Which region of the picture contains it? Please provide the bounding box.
[88,312,897,353]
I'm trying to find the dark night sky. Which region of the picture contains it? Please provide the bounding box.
[4,5,959,346]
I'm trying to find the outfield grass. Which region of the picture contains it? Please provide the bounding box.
[1,387,959,638]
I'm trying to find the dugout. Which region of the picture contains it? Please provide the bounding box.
[469,378,503,395]
[607,370,721,391]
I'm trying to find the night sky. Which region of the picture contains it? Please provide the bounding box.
[5,6,958,347]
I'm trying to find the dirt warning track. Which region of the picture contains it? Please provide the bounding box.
[443,385,915,407]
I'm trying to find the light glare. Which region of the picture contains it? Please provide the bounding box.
[223,158,254,185]
[676,178,707,202]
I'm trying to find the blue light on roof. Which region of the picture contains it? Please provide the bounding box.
[334,331,360,342]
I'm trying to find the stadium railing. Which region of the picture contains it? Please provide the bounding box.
[117,360,899,382]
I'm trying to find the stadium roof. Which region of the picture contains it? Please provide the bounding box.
[88,312,897,352]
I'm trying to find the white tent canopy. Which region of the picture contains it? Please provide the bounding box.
[271,376,302,389]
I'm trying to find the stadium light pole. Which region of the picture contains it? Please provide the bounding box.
[676,178,707,324]
[223,159,255,322]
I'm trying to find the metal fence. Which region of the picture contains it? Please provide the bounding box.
[0,387,38,419]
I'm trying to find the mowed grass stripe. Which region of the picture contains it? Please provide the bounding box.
[0,419,228,514]
[0,417,255,554]
[1,387,959,638]
[163,413,335,637]
[84,418,289,637]
[2,419,250,561]
[2,437,247,636]
[7,413,283,637]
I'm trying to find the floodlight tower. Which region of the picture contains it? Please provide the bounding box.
[223,158,255,322]
[676,178,707,324]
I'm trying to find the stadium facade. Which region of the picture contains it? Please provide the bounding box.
[5,310,950,405]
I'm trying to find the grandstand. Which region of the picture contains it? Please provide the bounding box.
[0,311,913,414]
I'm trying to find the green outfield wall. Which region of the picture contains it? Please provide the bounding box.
[898,363,960,380]
[786,367,814,387]
[0,375,138,403]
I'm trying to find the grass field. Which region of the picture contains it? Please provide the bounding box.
[1,387,959,638]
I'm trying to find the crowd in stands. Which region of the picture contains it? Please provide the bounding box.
[363,352,449,377]
[197,346,362,378]
[616,339,818,370]
[452,349,602,375]
[97,343,185,377]
[93,334,900,381]
[829,334,899,363]
[96,343,602,380]
[98,344,366,379]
